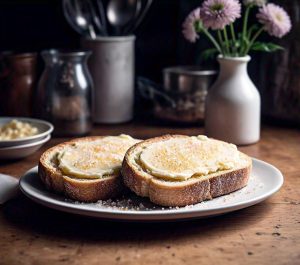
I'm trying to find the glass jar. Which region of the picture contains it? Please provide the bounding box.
[35,50,93,136]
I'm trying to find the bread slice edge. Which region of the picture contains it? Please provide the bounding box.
[122,135,252,207]
[39,136,125,202]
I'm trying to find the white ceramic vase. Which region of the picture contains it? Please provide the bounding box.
[205,55,261,145]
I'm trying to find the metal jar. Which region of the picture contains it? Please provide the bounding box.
[0,52,37,116]
[81,36,135,123]
[155,66,217,123]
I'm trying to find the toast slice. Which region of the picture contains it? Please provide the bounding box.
[122,135,252,207]
[39,135,140,202]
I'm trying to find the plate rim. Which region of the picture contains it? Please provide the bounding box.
[19,158,284,220]
[0,134,51,151]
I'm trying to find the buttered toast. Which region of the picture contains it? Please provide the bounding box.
[39,135,140,202]
[122,135,251,207]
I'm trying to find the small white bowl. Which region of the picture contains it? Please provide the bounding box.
[0,117,53,148]
[0,134,51,160]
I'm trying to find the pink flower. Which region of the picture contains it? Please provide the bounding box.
[257,3,292,38]
[200,0,241,30]
[182,8,201,43]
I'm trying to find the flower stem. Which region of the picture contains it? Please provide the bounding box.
[244,27,264,55]
[230,23,236,43]
[217,30,224,55]
[247,25,257,40]
[242,5,252,54]
[223,26,230,56]
[243,6,251,38]
[202,28,222,54]
[230,23,237,56]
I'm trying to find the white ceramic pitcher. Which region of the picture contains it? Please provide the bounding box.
[205,55,261,145]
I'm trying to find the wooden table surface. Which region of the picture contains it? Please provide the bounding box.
[0,123,299,265]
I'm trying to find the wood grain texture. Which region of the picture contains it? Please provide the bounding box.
[0,123,299,265]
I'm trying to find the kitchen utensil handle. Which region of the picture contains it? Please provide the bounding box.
[62,0,80,34]
[74,0,96,39]
[96,0,108,35]
[137,77,176,108]
[86,0,106,36]
[62,0,87,36]
[122,0,142,35]
[126,0,153,34]
[88,24,97,39]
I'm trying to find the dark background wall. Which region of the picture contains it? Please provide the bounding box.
[0,0,261,81]
[0,0,298,125]
[0,0,193,81]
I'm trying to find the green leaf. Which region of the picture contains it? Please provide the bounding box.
[251,42,284,52]
[201,48,218,60]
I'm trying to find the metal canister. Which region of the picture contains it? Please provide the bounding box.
[82,36,135,123]
[0,52,37,116]
[154,66,217,123]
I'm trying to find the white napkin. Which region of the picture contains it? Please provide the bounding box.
[0,173,19,204]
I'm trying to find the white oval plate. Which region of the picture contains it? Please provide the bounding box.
[0,117,53,148]
[0,134,51,160]
[19,158,283,221]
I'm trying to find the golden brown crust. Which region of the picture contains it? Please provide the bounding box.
[122,135,252,207]
[38,136,126,202]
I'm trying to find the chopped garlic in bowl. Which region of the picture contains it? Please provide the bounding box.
[0,119,39,140]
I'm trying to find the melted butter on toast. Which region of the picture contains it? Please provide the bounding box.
[58,135,139,179]
[139,135,240,181]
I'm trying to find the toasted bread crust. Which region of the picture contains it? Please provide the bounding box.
[122,135,252,207]
[39,136,125,202]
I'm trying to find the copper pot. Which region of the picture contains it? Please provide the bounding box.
[0,52,38,116]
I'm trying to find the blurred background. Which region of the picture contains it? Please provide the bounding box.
[0,0,299,126]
